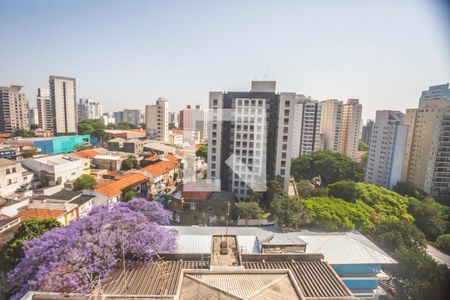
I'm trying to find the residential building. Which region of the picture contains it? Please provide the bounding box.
[208,81,303,198]
[94,172,149,203]
[30,190,96,218]
[291,96,322,158]
[77,98,103,120]
[113,111,124,123]
[179,104,208,140]
[402,99,450,198]
[168,130,184,145]
[0,85,29,133]
[0,146,17,160]
[36,88,53,131]
[168,111,177,128]
[49,76,77,135]
[170,183,234,225]
[171,128,200,145]
[123,109,141,127]
[361,119,374,145]
[365,111,409,188]
[338,99,362,159]
[0,158,32,197]
[21,154,84,186]
[101,112,115,125]
[145,97,169,141]
[139,154,178,196]
[104,129,146,140]
[107,138,143,154]
[18,208,66,224]
[143,140,178,156]
[320,99,343,152]
[419,83,450,106]
[28,107,39,126]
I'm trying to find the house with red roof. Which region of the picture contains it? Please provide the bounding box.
[138,154,179,196]
[94,172,149,203]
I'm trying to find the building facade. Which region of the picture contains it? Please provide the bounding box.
[36,88,53,131]
[320,99,343,152]
[145,97,169,141]
[49,76,77,135]
[123,109,141,127]
[78,98,103,120]
[0,85,29,133]
[179,104,208,141]
[28,107,39,126]
[338,99,362,159]
[361,119,374,145]
[419,83,450,106]
[402,99,450,198]
[365,111,408,189]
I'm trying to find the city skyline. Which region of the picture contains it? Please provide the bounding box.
[1,0,449,121]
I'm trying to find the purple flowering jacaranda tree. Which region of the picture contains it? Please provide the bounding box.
[9,198,176,300]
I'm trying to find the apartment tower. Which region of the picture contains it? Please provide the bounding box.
[179,104,208,141]
[145,97,169,142]
[361,119,374,145]
[320,99,343,152]
[36,88,53,131]
[338,99,362,159]
[78,98,103,121]
[0,85,29,133]
[365,111,408,189]
[49,76,77,135]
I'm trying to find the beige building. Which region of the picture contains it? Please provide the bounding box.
[402,99,450,197]
[320,99,342,152]
[338,99,362,159]
[0,158,32,197]
[37,88,53,131]
[49,76,77,135]
[145,97,169,142]
[0,85,29,133]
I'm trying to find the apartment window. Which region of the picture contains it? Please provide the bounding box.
[213,99,218,106]
[6,169,10,174]
[12,167,16,173]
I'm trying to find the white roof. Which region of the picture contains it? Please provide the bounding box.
[174,234,260,254]
[32,155,80,166]
[299,232,397,265]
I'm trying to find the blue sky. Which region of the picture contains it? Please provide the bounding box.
[0,0,449,121]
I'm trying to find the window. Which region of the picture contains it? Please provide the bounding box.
[12,167,16,173]
[6,169,10,174]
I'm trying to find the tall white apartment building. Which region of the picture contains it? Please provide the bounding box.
[208,81,301,199]
[402,99,450,198]
[320,99,343,152]
[49,76,77,135]
[145,97,169,142]
[291,96,322,158]
[179,105,208,141]
[338,99,362,159]
[0,85,29,133]
[37,88,53,131]
[365,111,408,189]
[78,98,103,120]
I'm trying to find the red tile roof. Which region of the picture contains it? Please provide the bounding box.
[141,160,177,177]
[95,173,149,198]
[71,149,99,158]
[19,208,65,221]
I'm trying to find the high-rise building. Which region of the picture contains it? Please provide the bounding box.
[78,98,103,120]
[208,81,302,199]
[320,99,343,152]
[402,99,450,198]
[0,85,29,133]
[361,119,374,145]
[291,96,322,158]
[113,111,124,123]
[179,104,208,141]
[338,99,362,159]
[365,111,408,189]
[123,109,141,127]
[49,76,77,135]
[37,88,53,131]
[28,107,39,126]
[145,97,169,141]
[102,112,115,126]
[419,83,450,106]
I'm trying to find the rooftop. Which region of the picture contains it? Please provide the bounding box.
[18,208,65,221]
[0,158,17,167]
[27,155,80,166]
[95,172,148,198]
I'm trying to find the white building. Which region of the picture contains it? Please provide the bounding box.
[101,112,116,126]
[338,99,363,159]
[37,88,53,131]
[28,107,39,126]
[21,155,84,186]
[291,96,322,158]
[49,76,77,135]
[145,97,169,142]
[0,85,29,133]
[320,99,343,152]
[78,98,103,120]
[0,158,33,197]
[365,111,408,189]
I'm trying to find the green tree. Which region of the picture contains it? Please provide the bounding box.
[195,144,208,159]
[392,247,450,300]
[13,129,34,138]
[291,151,363,186]
[358,140,368,151]
[73,174,96,190]
[328,180,359,202]
[393,181,427,200]
[434,234,450,255]
[0,218,60,271]
[77,122,94,135]
[296,180,316,199]
[122,155,139,170]
[121,188,138,201]
[235,201,263,220]
[270,194,306,228]
[261,178,284,209]
[116,122,136,130]
[408,197,447,241]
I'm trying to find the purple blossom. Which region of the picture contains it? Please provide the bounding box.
[9,198,176,300]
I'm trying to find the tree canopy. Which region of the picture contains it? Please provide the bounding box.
[9,199,175,300]
[121,155,139,170]
[195,144,208,159]
[73,174,96,190]
[235,201,263,220]
[434,234,450,255]
[291,151,363,186]
[408,197,448,241]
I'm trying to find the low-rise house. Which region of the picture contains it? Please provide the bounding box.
[21,155,84,186]
[139,154,178,196]
[0,215,20,234]
[170,183,234,225]
[18,207,66,224]
[105,129,146,140]
[143,141,179,156]
[92,154,124,171]
[107,138,143,154]
[0,158,33,197]
[94,172,149,203]
[31,190,96,218]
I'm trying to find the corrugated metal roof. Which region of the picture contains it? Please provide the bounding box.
[175,235,260,254]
